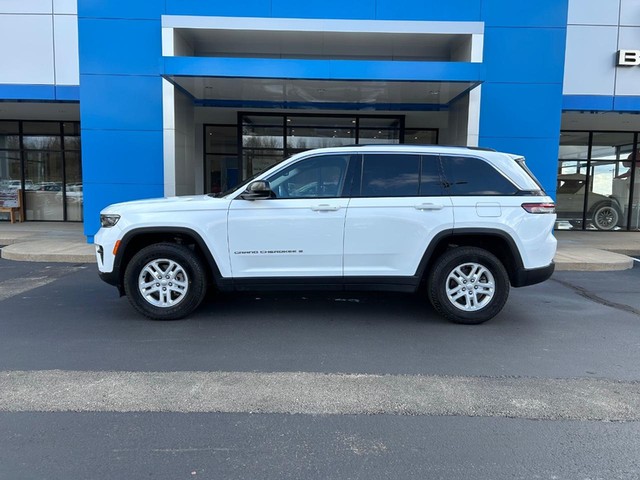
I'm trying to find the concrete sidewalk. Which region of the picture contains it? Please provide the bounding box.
[0,222,638,271]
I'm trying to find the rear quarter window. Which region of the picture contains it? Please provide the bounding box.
[441,155,518,196]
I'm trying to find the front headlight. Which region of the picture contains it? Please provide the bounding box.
[100,214,120,228]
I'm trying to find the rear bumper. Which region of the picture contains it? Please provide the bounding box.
[512,262,555,287]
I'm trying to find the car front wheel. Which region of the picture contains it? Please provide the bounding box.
[123,243,207,320]
[427,247,510,325]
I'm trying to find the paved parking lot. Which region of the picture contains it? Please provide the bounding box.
[1,258,639,479]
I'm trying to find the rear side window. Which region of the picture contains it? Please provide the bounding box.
[441,155,518,196]
[361,154,420,197]
[420,155,444,196]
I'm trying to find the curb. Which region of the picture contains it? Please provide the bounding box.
[1,240,96,263]
[554,247,634,272]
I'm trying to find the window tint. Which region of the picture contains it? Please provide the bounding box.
[266,154,349,198]
[361,154,420,197]
[420,155,443,196]
[441,156,518,195]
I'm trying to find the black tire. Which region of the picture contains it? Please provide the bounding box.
[123,243,207,320]
[591,203,620,231]
[427,247,510,325]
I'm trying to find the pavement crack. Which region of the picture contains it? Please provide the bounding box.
[551,277,640,317]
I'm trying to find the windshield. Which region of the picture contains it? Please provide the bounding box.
[209,157,288,198]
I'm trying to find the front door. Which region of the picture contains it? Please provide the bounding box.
[227,153,354,278]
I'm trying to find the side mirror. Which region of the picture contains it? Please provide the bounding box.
[239,180,274,200]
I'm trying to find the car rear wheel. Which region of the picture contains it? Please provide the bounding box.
[592,204,620,231]
[427,247,510,324]
[124,243,207,320]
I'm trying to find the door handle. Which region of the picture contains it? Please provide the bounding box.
[414,203,444,211]
[311,204,340,211]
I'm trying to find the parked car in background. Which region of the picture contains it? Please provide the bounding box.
[556,173,623,230]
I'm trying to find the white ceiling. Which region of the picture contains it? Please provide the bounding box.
[177,28,468,62]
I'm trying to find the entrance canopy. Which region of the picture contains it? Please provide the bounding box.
[165,76,481,111]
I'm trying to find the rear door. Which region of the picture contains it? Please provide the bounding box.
[343,153,454,277]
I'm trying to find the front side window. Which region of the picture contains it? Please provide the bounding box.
[441,156,518,196]
[266,154,350,199]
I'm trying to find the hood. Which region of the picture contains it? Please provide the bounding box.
[101,195,225,214]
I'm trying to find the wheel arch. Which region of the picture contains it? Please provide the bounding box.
[416,228,525,287]
[113,227,224,294]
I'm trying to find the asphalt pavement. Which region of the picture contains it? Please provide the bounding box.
[0,258,639,479]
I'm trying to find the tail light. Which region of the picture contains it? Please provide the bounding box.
[521,203,556,214]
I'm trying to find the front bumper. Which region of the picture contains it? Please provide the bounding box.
[512,262,555,287]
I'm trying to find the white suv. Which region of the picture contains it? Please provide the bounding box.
[95,145,557,324]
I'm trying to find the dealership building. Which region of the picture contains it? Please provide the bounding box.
[0,0,639,241]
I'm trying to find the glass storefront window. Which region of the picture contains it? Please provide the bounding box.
[242,150,285,178]
[22,122,61,135]
[359,128,400,144]
[0,121,19,135]
[24,151,64,221]
[558,131,639,231]
[556,132,590,230]
[0,121,82,222]
[64,136,81,151]
[23,136,61,151]
[287,127,355,150]
[404,129,438,145]
[209,114,433,193]
[64,152,83,221]
[0,135,19,150]
[62,122,80,136]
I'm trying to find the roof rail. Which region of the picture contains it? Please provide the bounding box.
[329,144,497,152]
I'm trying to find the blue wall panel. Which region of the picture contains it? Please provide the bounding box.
[82,130,164,237]
[84,182,164,242]
[0,84,55,101]
[79,72,164,236]
[81,130,164,185]
[79,74,163,131]
[78,0,162,20]
[375,0,481,21]
[562,95,615,111]
[271,0,376,19]
[164,57,484,83]
[479,137,561,199]
[79,19,162,75]
[481,0,568,27]
[480,83,564,139]
[165,0,271,17]
[483,28,566,84]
